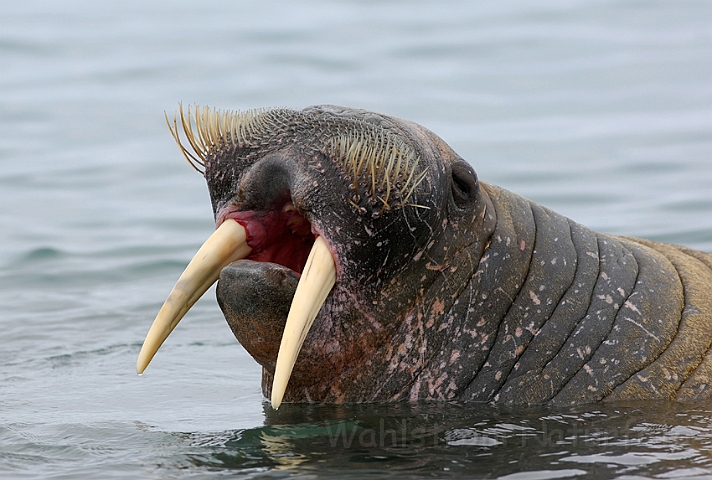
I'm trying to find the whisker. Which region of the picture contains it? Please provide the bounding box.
[165,103,428,212]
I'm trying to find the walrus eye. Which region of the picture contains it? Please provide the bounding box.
[451,161,478,208]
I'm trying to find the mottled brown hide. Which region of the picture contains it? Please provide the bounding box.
[181,105,712,405]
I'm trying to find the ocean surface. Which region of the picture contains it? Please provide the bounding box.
[1,0,711,478]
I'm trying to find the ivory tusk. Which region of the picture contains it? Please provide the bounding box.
[136,219,251,374]
[271,236,336,409]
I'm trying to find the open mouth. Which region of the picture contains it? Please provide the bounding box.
[135,196,337,409]
[218,197,316,276]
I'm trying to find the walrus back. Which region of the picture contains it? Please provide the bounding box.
[463,183,712,405]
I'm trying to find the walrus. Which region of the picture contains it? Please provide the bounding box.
[136,104,712,408]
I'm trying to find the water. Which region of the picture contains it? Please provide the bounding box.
[1,0,711,477]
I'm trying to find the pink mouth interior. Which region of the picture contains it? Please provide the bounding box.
[222,198,316,275]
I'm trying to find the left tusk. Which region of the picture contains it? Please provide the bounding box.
[271,236,336,409]
[136,219,251,374]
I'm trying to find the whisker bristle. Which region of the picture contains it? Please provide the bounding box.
[166,103,427,211]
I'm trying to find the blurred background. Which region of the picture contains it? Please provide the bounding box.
[0,0,710,477]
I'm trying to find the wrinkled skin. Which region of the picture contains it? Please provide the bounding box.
[209,105,712,405]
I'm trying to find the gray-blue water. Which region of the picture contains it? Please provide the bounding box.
[1,0,711,478]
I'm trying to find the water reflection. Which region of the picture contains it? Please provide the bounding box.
[171,401,712,478]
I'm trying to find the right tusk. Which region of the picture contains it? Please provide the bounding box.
[271,236,336,409]
[136,219,251,374]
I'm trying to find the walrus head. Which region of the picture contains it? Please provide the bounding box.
[137,104,495,408]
